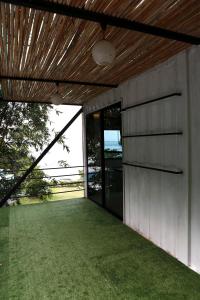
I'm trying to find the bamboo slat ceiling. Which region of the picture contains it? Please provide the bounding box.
[0,0,200,105]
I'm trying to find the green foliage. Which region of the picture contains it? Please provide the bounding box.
[24,168,51,201]
[0,101,69,204]
[58,160,69,168]
[0,171,15,200]
[51,178,59,187]
[0,101,51,170]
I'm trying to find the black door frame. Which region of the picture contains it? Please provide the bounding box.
[86,102,123,220]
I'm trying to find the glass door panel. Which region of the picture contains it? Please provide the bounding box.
[104,104,123,219]
[86,112,103,205]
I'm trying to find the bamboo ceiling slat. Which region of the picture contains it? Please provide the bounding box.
[0,0,200,105]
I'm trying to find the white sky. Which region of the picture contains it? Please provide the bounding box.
[33,105,83,180]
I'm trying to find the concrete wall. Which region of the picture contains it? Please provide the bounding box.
[83,46,200,272]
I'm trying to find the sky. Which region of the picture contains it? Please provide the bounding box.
[33,105,83,181]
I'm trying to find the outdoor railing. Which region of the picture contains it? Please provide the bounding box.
[0,165,85,204]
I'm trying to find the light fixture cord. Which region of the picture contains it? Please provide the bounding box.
[100,23,107,39]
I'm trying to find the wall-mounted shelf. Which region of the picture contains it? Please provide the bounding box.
[121,92,182,112]
[123,131,183,138]
[123,161,183,174]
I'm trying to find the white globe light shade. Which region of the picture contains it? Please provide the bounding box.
[92,40,116,66]
[50,93,62,105]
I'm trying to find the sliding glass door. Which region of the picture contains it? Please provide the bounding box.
[86,103,123,219]
[104,104,123,218]
[86,112,103,205]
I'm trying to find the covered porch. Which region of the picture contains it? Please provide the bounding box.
[1,1,200,298]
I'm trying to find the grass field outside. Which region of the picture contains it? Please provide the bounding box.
[19,186,84,205]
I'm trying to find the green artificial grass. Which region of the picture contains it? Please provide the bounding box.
[0,207,9,299]
[1,198,200,299]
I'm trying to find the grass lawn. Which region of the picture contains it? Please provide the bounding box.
[19,186,84,205]
[1,198,200,299]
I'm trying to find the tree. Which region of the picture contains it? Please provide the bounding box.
[0,101,68,203]
[24,168,51,201]
[58,160,69,168]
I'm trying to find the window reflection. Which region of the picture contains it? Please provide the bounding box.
[104,130,122,159]
[86,112,103,205]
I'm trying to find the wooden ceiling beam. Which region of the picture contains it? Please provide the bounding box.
[1,0,200,45]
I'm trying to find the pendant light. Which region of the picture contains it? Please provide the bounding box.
[92,23,116,66]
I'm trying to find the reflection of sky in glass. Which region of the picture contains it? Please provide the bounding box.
[104,130,122,151]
